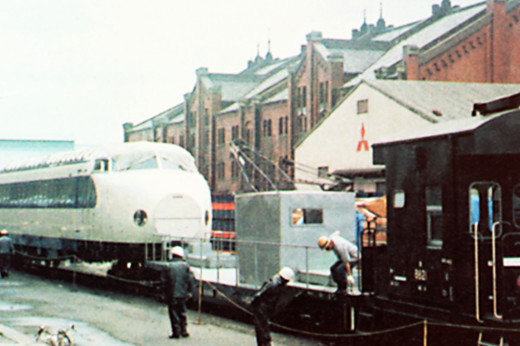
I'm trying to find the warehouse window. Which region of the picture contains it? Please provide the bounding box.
[357,99,369,114]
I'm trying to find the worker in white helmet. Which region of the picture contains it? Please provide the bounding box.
[318,230,360,295]
[250,267,295,346]
[160,246,195,339]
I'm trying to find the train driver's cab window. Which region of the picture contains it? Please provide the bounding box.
[393,189,405,208]
[426,186,443,248]
[291,208,323,225]
[94,159,110,172]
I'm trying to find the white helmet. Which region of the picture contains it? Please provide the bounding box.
[278,267,295,282]
[170,246,184,258]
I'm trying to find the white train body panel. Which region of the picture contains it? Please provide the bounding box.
[0,142,212,252]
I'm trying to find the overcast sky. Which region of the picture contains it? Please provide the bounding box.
[0,0,480,146]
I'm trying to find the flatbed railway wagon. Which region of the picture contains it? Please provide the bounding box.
[360,93,520,342]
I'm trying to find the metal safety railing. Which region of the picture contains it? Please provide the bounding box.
[144,233,360,293]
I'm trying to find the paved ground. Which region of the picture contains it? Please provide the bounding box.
[0,271,321,345]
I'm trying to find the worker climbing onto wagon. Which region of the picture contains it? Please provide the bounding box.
[0,229,14,278]
[250,267,295,346]
[318,230,360,295]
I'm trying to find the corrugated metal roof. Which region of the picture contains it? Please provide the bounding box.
[367,80,520,123]
[346,3,487,87]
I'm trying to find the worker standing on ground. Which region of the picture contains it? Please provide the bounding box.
[250,267,295,346]
[0,229,14,278]
[161,246,195,339]
[318,230,360,295]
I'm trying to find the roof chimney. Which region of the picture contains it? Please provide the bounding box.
[403,45,419,80]
[306,31,323,42]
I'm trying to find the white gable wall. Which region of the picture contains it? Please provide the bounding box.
[294,82,431,192]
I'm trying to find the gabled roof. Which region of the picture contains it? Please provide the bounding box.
[366,80,520,123]
[295,80,520,149]
[218,59,298,115]
[129,103,185,132]
[199,55,300,103]
[200,73,261,102]
[314,40,389,74]
[371,21,422,42]
[346,2,487,87]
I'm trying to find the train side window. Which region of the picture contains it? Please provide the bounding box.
[393,190,405,208]
[426,186,443,248]
[291,208,323,225]
[94,159,110,172]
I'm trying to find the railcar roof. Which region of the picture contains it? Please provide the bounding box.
[0,141,195,173]
[373,110,512,147]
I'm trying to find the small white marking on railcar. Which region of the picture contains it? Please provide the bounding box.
[503,257,520,267]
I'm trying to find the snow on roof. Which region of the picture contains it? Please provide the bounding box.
[346,3,486,87]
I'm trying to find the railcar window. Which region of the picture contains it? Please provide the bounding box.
[0,177,96,209]
[291,208,323,225]
[513,184,520,228]
[128,157,158,170]
[133,210,148,226]
[393,190,405,208]
[469,182,501,237]
[159,156,195,172]
[94,159,110,172]
[426,186,443,248]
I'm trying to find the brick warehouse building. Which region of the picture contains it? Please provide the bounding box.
[123,0,520,194]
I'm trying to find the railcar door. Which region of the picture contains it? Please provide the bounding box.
[469,182,503,321]
[500,183,520,319]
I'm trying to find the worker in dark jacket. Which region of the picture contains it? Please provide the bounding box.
[0,230,14,278]
[161,246,194,339]
[250,267,295,346]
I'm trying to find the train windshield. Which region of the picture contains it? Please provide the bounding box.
[111,150,197,173]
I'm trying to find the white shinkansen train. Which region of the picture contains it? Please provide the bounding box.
[0,141,212,269]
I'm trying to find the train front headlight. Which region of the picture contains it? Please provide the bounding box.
[133,210,148,226]
[205,210,210,226]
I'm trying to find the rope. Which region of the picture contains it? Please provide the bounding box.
[16,251,520,338]
[203,280,423,338]
[427,321,520,333]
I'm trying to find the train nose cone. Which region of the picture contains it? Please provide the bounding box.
[154,194,204,239]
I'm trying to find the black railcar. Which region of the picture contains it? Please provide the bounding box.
[362,93,520,334]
